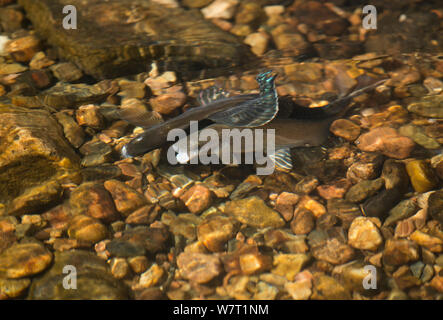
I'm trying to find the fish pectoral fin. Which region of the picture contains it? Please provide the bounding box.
[197,86,230,106]
[268,147,293,171]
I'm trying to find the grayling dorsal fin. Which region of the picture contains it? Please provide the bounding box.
[268,147,293,171]
[196,86,230,106]
[208,71,279,127]
[208,97,279,127]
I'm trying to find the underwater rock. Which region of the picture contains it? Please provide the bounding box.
[0,105,80,216]
[223,196,285,228]
[0,241,52,279]
[28,250,128,299]
[19,0,252,79]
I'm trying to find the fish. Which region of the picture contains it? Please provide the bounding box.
[170,78,387,172]
[120,71,279,158]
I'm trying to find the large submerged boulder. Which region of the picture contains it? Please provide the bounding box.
[0,105,81,216]
[18,0,254,80]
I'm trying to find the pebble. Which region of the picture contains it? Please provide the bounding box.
[274,192,299,222]
[295,176,319,194]
[50,62,83,82]
[197,215,238,252]
[271,254,310,281]
[109,257,130,279]
[326,199,360,229]
[290,209,315,235]
[125,204,159,225]
[399,124,440,150]
[382,159,410,191]
[244,32,269,56]
[239,251,273,275]
[223,196,285,228]
[67,215,108,243]
[29,51,55,70]
[285,278,312,300]
[346,159,382,184]
[76,104,105,130]
[383,239,420,266]
[5,35,40,62]
[182,0,212,8]
[348,217,383,251]
[330,119,361,141]
[430,275,443,293]
[311,237,355,265]
[356,127,416,159]
[410,230,443,253]
[117,79,146,99]
[0,62,27,75]
[38,82,109,110]
[106,239,146,258]
[180,184,213,214]
[430,154,443,180]
[163,211,200,239]
[383,198,418,227]
[135,264,165,289]
[54,111,85,148]
[407,94,443,118]
[177,252,223,284]
[345,178,384,203]
[69,182,120,223]
[361,188,403,220]
[406,160,438,193]
[235,2,263,26]
[0,242,52,279]
[264,5,285,17]
[312,273,351,299]
[428,190,443,225]
[28,250,128,299]
[317,178,352,200]
[201,0,238,20]
[104,179,147,217]
[0,277,30,299]
[333,261,379,293]
[149,90,187,115]
[128,256,149,274]
[296,197,326,218]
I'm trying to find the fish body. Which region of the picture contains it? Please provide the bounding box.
[170,78,387,171]
[121,71,278,158]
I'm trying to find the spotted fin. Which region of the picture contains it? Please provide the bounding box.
[197,86,230,106]
[208,71,279,127]
[268,147,293,171]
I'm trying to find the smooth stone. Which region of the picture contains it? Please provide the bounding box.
[428,190,443,225]
[0,242,52,279]
[407,94,443,118]
[348,217,383,251]
[28,250,128,299]
[177,252,222,284]
[405,160,438,193]
[19,0,251,79]
[383,239,420,266]
[271,254,310,281]
[356,127,415,159]
[345,178,384,203]
[399,124,440,150]
[0,105,80,216]
[223,196,285,228]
